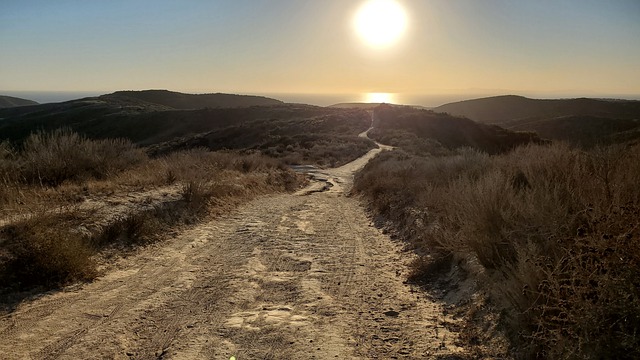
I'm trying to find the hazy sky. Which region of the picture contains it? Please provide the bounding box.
[2,0,639,98]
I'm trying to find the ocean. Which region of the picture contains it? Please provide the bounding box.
[3,91,639,108]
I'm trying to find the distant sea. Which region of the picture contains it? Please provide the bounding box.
[261,92,640,107]
[3,91,474,107]
[3,91,640,108]
[266,93,490,108]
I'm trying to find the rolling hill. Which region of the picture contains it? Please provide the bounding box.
[508,115,640,146]
[0,95,38,109]
[0,93,374,166]
[433,95,640,146]
[371,104,543,155]
[434,95,640,123]
[0,96,352,144]
[102,90,283,109]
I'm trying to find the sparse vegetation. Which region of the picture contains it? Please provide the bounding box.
[16,129,147,186]
[366,127,453,156]
[0,130,303,291]
[372,104,543,155]
[0,210,97,288]
[0,96,376,168]
[0,98,373,155]
[433,95,640,147]
[354,142,640,359]
[148,110,375,167]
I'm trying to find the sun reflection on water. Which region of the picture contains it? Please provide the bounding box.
[364,92,396,104]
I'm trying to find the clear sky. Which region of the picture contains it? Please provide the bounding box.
[2,0,639,100]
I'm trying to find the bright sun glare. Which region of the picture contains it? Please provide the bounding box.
[365,92,395,103]
[354,0,407,48]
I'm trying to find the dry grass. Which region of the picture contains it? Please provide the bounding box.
[366,127,454,157]
[0,209,97,289]
[0,130,303,292]
[354,142,640,359]
[13,128,146,186]
[262,135,375,167]
[0,129,146,213]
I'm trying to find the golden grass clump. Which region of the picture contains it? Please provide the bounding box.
[17,128,147,186]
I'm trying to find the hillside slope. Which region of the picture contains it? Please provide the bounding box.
[0,96,374,166]
[434,95,640,123]
[371,104,543,155]
[0,97,341,144]
[103,90,283,109]
[433,95,640,146]
[509,115,640,146]
[0,95,38,109]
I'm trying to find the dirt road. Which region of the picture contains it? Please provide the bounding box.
[0,135,468,359]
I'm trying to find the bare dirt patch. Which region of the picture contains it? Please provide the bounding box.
[0,132,473,359]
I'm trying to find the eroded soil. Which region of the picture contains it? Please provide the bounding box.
[0,135,470,359]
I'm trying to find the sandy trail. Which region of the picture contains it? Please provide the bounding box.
[0,129,468,359]
[0,183,183,229]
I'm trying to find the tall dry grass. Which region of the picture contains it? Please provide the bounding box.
[0,210,97,288]
[0,130,303,292]
[15,128,146,185]
[0,129,146,213]
[354,143,640,359]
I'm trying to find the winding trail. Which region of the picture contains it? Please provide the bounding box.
[0,125,468,359]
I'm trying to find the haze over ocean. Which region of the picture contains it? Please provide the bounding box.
[3,90,639,108]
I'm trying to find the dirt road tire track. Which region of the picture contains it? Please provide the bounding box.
[0,139,469,359]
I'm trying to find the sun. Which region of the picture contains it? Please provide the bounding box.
[354,0,407,48]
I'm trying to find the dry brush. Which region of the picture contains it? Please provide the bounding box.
[0,130,303,293]
[354,142,640,359]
